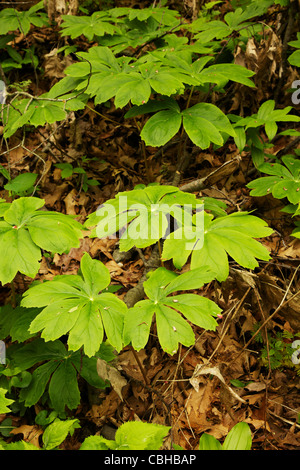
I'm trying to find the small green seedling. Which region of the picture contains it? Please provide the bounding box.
[199,422,252,450]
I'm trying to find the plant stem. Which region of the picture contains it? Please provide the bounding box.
[85,104,120,125]
[10,281,16,308]
[130,345,150,386]
[141,140,151,184]
[157,239,164,267]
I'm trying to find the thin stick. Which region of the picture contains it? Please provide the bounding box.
[129,345,150,386]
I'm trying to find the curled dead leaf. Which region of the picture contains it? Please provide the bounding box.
[190,363,246,404]
[97,358,127,401]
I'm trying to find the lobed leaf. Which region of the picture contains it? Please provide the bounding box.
[123,267,220,354]
[21,253,127,356]
[162,212,273,281]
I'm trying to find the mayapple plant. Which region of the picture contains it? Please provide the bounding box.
[229,100,300,169]
[85,185,274,283]
[0,197,83,285]
[21,253,127,357]
[123,266,221,355]
[247,155,300,238]
[1,338,113,412]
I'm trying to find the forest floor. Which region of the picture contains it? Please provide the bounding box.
[0,0,300,451]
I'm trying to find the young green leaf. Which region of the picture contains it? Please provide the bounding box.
[80,421,170,450]
[21,253,127,356]
[115,421,170,450]
[199,433,223,450]
[123,267,220,355]
[222,422,252,450]
[4,173,38,195]
[42,418,80,450]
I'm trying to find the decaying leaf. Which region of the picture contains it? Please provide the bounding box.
[10,424,43,448]
[97,358,127,401]
[190,363,246,404]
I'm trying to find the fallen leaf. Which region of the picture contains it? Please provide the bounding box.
[191,363,246,404]
[10,424,43,448]
[97,358,127,401]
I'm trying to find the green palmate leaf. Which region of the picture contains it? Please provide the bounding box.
[60,11,118,40]
[247,156,300,205]
[114,75,152,108]
[192,2,268,41]
[234,101,300,147]
[19,360,60,408]
[0,226,41,285]
[123,267,220,355]
[3,98,67,138]
[0,197,82,285]
[0,1,48,35]
[21,253,127,356]
[10,338,110,411]
[85,185,199,251]
[140,101,236,148]
[162,211,273,282]
[48,359,81,412]
[0,304,41,342]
